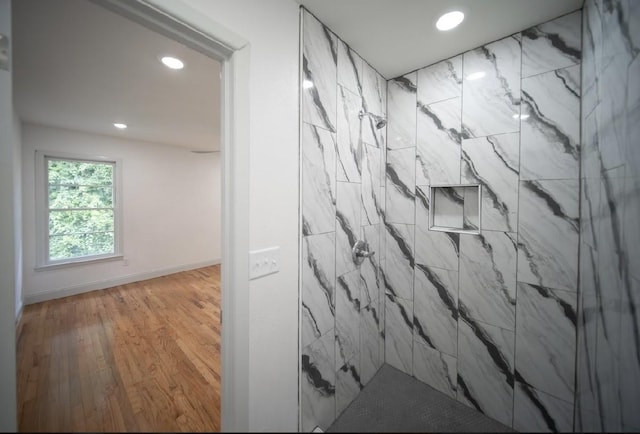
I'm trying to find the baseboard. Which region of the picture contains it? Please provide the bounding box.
[23,258,221,305]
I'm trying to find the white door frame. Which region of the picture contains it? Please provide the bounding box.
[95,1,251,431]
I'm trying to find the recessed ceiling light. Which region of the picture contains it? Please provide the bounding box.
[113,123,127,129]
[466,71,486,81]
[302,79,314,89]
[436,11,465,31]
[512,113,530,120]
[160,56,184,70]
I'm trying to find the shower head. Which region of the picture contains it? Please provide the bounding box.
[358,110,387,129]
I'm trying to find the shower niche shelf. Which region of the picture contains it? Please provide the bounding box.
[429,184,481,235]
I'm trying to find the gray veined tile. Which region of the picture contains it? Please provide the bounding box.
[459,231,517,331]
[627,54,640,178]
[414,226,459,272]
[337,39,362,96]
[456,308,515,427]
[415,186,430,227]
[336,356,363,417]
[416,97,463,185]
[461,133,519,232]
[601,0,638,59]
[302,233,336,348]
[335,268,361,368]
[302,10,337,133]
[581,110,602,181]
[387,72,417,150]
[462,35,521,138]
[337,85,363,183]
[336,182,361,278]
[413,341,458,399]
[301,330,336,432]
[378,186,386,261]
[514,381,574,432]
[417,55,462,105]
[385,293,413,376]
[384,223,414,301]
[362,62,386,117]
[386,148,416,224]
[575,291,600,424]
[413,264,459,357]
[517,179,579,292]
[597,54,628,171]
[515,282,577,403]
[623,176,640,282]
[362,144,381,226]
[302,123,337,236]
[596,168,626,301]
[581,0,601,118]
[620,277,640,430]
[360,224,380,307]
[360,303,384,385]
[521,65,581,181]
[462,186,480,231]
[431,186,464,229]
[522,10,582,78]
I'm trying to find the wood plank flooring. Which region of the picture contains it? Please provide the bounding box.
[16,265,221,432]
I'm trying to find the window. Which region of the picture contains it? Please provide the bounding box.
[36,151,122,268]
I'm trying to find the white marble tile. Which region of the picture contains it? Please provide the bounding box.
[623,176,640,282]
[456,311,515,427]
[521,65,581,181]
[360,224,380,307]
[302,123,337,236]
[594,297,622,431]
[627,54,640,179]
[459,231,517,331]
[360,302,384,385]
[415,185,430,227]
[581,110,602,181]
[522,10,582,78]
[387,72,417,150]
[337,39,362,96]
[362,144,381,226]
[336,182,361,277]
[337,86,363,183]
[461,133,519,232]
[302,233,336,348]
[385,293,413,375]
[362,62,386,117]
[335,269,361,368]
[301,330,336,432]
[302,10,337,133]
[413,264,458,356]
[417,55,462,105]
[597,56,628,171]
[378,187,386,261]
[517,179,580,292]
[581,0,602,118]
[385,148,416,224]
[596,167,625,301]
[462,35,521,138]
[431,186,464,229]
[514,381,575,432]
[413,341,457,399]
[515,282,577,403]
[414,226,459,271]
[336,355,362,417]
[620,277,640,430]
[416,97,463,186]
[462,186,480,231]
[384,223,414,301]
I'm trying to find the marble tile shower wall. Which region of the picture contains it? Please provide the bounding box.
[576,1,640,432]
[299,9,387,432]
[384,10,582,432]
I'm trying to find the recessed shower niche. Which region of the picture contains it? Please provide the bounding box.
[429,185,481,234]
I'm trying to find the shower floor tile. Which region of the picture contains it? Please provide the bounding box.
[327,364,515,433]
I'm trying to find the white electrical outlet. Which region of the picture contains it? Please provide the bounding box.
[249,246,280,280]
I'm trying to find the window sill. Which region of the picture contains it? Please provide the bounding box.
[35,254,124,271]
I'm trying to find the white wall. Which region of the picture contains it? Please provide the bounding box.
[13,110,22,318]
[0,0,18,430]
[147,0,301,431]
[21,123,221,303]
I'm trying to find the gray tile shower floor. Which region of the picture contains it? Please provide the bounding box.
[327,364,515,433]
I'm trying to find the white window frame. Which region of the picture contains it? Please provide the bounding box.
[35,150,123,270]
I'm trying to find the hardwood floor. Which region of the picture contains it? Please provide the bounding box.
[17,265,221,432]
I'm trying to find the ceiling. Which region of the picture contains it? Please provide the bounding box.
[297,0,583,78]
[13,0,221,152]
